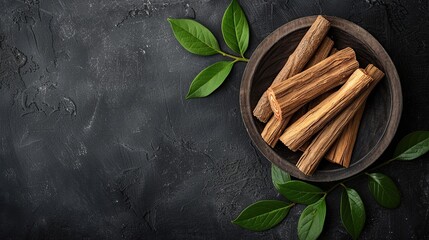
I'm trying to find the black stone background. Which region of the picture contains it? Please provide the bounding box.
[0,0,428,239]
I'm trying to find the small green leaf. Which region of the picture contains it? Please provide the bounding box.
[367,173,401,208]
[340,187,366,240]
[297,197,326,240]
[186,61,235,99]
[271,164,291,191]
[393,131,429,160]
[167,18,220,56]
[277,181,325,205]
[221,0,249,56]
[232,200,293,231]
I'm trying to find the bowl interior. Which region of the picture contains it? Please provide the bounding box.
[242,16,401,182]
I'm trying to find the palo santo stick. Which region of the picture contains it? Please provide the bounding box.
[267,47,358,120]
[296,65,384,175]
[298,88,337,152]
[326,64,385,167]
[305,37,334,68]
[261,38,335,147]
[280,69,374,151]
[261,117,289,147]
[253,15,330,123]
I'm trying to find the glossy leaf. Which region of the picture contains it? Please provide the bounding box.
[186,61,234,99]
[277,181,325,205]
[232,200,293,231]
[340,187,366,240]
[367,173,401,208]
[221,0,249,55]
[167,18,220,56]
[393,131,429,160]
[271,164,291,191]
[297,197,327,240]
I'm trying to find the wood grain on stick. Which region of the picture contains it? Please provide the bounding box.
[280,68,374,152]
[325,64,385,167]
[267,47,358,120]
[261,116,289,147]
[297,88,337,152]
[253,15,330,123]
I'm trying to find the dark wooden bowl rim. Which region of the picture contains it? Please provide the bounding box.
[239,15,402,182]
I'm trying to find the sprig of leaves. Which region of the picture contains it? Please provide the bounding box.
[233,131,429,239]
[168,0,249,99]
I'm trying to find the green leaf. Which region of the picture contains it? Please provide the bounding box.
[297,197,326,240]
[277,181,325,205]
[186,61,235,99]
[367,173,401,208]
[221,0,249,56]
[393,131,429,160]
[271,164,291,191]
[232,200,293,231]
[340,187,366,240]
[167,18,220,56]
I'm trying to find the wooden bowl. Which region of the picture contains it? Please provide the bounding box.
[239,16,402,182]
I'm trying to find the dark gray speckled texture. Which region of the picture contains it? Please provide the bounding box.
[0,0,428,239]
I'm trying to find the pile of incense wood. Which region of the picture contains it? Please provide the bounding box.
[253,15,385,176]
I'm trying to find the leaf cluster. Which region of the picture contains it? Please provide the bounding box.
[168,0,249,99]
[233,131,429,239]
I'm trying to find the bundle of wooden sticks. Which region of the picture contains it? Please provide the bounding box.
[253,15,385,175]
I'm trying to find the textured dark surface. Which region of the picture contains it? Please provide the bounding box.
[0,0,428,239]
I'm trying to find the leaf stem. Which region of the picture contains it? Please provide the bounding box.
[217,50,249,62]
[367,158,396,172]
[326,183,341,194]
